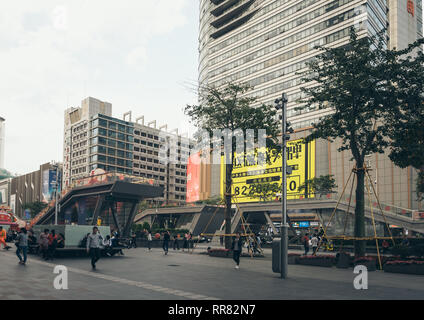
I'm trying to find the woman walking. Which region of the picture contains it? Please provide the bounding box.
[231,232,243,269]
[16,228,28,265]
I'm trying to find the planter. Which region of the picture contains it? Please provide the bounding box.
[354,260,377,271]
[208,249,231,258]
[336,253,352,269]
[288,254,300,265]
[384,262,424,275]
[297,256,334,267]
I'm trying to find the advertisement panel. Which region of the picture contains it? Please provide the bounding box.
[220,139,315,203]
[0,188,6,204]
[42,169,61,203]
[10,194,16,214]
[186,152,201,203]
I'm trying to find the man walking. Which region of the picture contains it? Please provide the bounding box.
[16,228,28,265]
[86,227,103,270]
[231,232,243,269]
[163,230,170,255]
[0,226,11,250]
[311,233,319,255]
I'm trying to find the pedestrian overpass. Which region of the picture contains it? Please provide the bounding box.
[230,194,424,235]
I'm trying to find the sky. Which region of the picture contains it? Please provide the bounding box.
[0,0,199,175]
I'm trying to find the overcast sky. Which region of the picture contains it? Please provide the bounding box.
[0,0,199,175]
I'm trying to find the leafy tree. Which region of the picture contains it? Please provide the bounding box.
[185,83,280,248]
[297,28,422,256]
[384,43,424,203]
[298,175,337,198]
[0,168,14,180]
[248,182,280,202]
[22,201,48,218]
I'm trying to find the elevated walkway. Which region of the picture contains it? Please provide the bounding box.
[235,195,424,234]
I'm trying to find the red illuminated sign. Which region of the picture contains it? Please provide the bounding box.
[407,0,414,16]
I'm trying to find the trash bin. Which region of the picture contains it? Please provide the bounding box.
[272,238,281,273]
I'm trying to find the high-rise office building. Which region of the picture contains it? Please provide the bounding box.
[388,0,422,51]
[199,0,421,129]
[0,117,5,169]
[63,98,192,204]
[198,1,423,210]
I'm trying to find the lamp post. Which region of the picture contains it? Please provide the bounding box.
[274,93,291,279]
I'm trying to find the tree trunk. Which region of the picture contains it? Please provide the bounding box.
[225,162,233,249]
[354,166,366,257]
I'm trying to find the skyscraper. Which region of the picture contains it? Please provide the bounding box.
[199,0,421,129]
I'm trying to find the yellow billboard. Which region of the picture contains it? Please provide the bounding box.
[220,139,315,203]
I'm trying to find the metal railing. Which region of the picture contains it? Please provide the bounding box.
[288,192,423,221]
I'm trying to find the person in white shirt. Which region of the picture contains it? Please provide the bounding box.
[311,234,319,254]
[147,231,152,251]
[86,227,104,269]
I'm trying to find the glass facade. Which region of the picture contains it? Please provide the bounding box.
[200,0,390,129]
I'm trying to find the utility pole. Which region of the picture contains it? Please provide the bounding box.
[275,93,291,279]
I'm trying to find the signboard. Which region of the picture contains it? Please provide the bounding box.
[42,169,61,203]
[10,194,16,214]
[0,188,6,204]
[220,139,315,203]
[299,221,310,228]
[186,152,201,203]
[407,0,414,16]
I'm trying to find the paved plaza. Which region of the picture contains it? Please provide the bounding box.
[0,247,423,300]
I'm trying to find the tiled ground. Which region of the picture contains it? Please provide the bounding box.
[1,247,423,300]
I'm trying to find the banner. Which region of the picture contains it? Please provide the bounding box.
[220,139,315,203]
[186,152,201,203]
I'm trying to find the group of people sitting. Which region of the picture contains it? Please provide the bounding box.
[38,229,65,260]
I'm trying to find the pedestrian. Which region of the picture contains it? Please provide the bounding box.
[39,229,49,260]
[311,233,319,254]
[0,226,11,250]
[130,231,137,248]
[163,230,170,255]
[231,232,243,269]
[182,232,188,252]
[86,227,104,270]
[173,234,180,250]
[302,233,310,255]
[47,230,58,260]
[15,228,28,265]
[147,231,152,251]
[382,239,390,253]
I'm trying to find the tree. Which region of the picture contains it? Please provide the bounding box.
[298,175,337,198]
[185,83,280,248]
[297,28,409,256]
[0,168,14,180]
[22,201,48,218]
[248,182,280,202]
[384,44,424,204]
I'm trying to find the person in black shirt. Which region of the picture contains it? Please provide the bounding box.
[163,230,170,255]
[231,232,244,269]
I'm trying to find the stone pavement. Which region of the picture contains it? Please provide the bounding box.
[0,247,423,300]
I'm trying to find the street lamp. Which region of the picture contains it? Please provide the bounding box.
[274,93,292,279]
